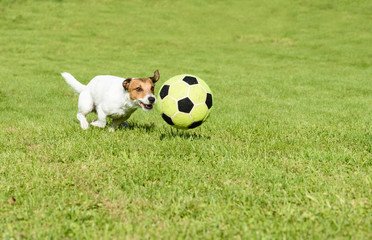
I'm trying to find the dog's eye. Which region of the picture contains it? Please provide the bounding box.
[151,87,154,91]
[136,87,143,92]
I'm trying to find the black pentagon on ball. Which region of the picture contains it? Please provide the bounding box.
[182,76,198,85]
[188,121,203,129]
[162,113,174,125]
[205,93,213,109]
[178,97,194,113]
[159,85,170,99]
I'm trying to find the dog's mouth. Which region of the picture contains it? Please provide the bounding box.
[139,102,154,111]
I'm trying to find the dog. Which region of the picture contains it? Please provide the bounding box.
[61,70,159,131]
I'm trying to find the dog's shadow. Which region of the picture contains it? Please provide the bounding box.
[123,122,155,132]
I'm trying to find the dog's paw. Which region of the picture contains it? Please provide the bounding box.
[81,122,89,130]
[77,113,89,130]
[90,120,106,128]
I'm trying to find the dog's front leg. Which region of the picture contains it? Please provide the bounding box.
[90,106,107,128]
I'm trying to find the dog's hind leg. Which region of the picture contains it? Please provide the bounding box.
[77,90,94,130]
[77,113,89,130]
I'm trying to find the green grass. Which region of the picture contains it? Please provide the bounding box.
[0,0,371,239]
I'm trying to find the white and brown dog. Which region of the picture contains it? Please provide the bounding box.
[62,70,159,131]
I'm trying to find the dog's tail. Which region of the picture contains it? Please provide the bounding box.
[61,72,86,94]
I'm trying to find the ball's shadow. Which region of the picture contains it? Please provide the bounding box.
[159,128,211,140]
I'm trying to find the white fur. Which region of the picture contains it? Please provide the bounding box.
[61,73,156,131]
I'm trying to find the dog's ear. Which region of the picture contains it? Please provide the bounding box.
[150,70,160,83]
[123,78,132,90]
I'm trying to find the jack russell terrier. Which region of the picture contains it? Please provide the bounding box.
[61,70,159,131]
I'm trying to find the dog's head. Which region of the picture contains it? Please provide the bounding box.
[122,70,160,111]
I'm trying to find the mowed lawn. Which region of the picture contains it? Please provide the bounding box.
[0,0,371,239]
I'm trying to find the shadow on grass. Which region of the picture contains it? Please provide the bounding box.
[160,128,211,140]
[124,122,156,132]
[113,121,211,141]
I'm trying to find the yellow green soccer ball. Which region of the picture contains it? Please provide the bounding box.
[157,75,213,129]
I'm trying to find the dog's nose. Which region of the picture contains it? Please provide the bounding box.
[148,96,155,104]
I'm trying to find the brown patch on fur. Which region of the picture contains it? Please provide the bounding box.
[122,78,132,90]
[150,69,160,83]
[127,78,155,100]
[122,70,160,100]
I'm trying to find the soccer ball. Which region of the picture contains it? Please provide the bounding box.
[157,75,213,129]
